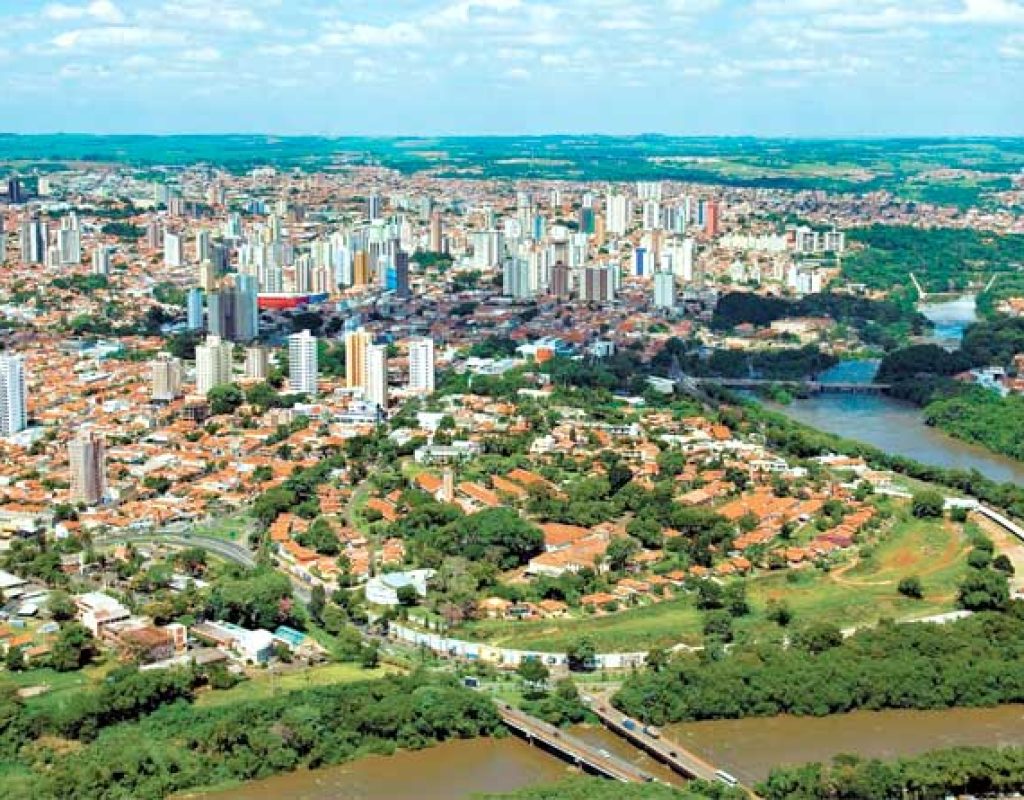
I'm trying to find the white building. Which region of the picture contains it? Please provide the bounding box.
[605,193,631,236]
[653,271,676,310]
[150,352,183,402]
[164,231,183,268]
[195,334,233,396]
[407,337,435,393]
[288,329,318,395]
[92,246,111,276]
[74,592,130,636]
[0,354,27,437]
[364,343,388,411]
[364,569,435,607]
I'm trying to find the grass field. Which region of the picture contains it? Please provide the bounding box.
[194,662,398,707]
[12,661,119,711]
[193,510,253,543]
[455,516,971,653]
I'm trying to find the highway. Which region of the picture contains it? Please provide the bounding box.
[589,695,760,797]
[93,529,257,569]
[495,701,653,784]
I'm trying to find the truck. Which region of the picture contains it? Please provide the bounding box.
[622,718,638,731]
[643,725,661,738]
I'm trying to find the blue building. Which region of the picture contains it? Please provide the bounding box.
[186,287,204,330]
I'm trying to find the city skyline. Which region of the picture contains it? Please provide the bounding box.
[0,0,1022,137]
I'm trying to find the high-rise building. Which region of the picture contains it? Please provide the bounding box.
[364,343,388,411]
[353,250,369,286]
[550,261,571,298]
[654,271,676,310]
[344,328,372,390]
[393,251,410,298]
[244,345,269,381]
[195,229,211,263]
[207,276,257,343]
[6,177,23,204]
[705,200,720,237]
[164,231,183,267]
[288,330,318,395]
[186,288,204,330]
[58,215,81,265]
[195,335,233,396]
[197,260,217,292]
[367,194,383,221]
[407,338,435,393]
[429,210,443,253]
[0,354,27,437]
[19,218,46,264]
[91,246,111,276]
[69,429,106,506]
[580,264,618,303]
[151,352,183,402]
[503,257,532,299]
[605,193,631,236]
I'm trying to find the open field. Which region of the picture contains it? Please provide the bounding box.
[12,661,119,711]
[456,517,971,653]
[192,510,253,543]
[194,662,398,707]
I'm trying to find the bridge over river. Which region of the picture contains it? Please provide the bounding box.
[687,377,891,395]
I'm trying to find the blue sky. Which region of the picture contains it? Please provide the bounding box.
[1,0,1023,136]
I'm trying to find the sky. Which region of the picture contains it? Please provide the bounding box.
[1,0,1023,136]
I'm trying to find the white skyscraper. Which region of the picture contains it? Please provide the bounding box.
[407,338,435,394]
[364,343,388,411]
[164,231,183,268]
[654,271,676,311]
[0,354,28,437]
[57,221,81,265]
[288,330,318,395]
[605,193,631,236]
[195,335,233,396]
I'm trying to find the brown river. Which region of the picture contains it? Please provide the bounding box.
[200,705,1024,799]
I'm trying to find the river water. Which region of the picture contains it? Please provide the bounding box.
[769,295,1024,485]
[199,705,1024,799]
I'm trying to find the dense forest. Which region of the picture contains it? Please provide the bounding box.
[0,671,500,800]
[843,226,1024,293]
[759,746,1024,800]
[613,612,1024,724]
[711,291,925,349]
[876,318,1024,459]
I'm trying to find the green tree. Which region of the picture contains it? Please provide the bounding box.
[517,658,551,690]
[50,622,96,672]
[207,383,244,416]
[911,489,945,519]
[48,589,76,621]
[898,576,924,599]
[567,636,597,672]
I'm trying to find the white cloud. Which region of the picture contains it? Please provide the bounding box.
[52,25,187,50]
[504,66,531,79]
[1000,32,1024,55]
[321,21,425,48]
[182,46,222,62]
[44,1,124,24]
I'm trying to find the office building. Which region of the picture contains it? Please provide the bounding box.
[364,343,388,411]
[407,338,435,393]
[69,430,106,506]
[288,330,318,395]
[19,218,46,264]
[345,328,372,390]
[195,335,233,396]
[244,345,269,381]
[151,352,183,402]
[0,354,28,437]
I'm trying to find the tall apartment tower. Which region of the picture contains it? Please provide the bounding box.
[364,343,388,412]
[407,338,435,394]
[288,330,318,395]
[352,250,370,287]
[151,352,183,402]
[195,335,233,396]
[92,246,111,276]
[69,430,106,506]
[164,231,183,268]
[344,328,372,390]
[429,210,443,252]
[244,345,269,381]
[653,271,676,311]
[0,354,28,437]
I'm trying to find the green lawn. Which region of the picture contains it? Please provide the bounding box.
[194,662,397,707]
[13,661,119,710]
[454,517,969,653]
[193,511,253,543]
